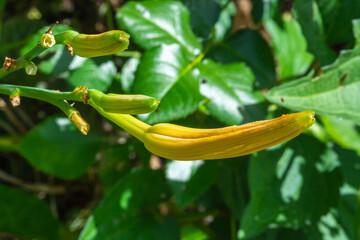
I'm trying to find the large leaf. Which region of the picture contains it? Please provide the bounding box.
[0,184,58,240]
[78,168,178,240]
[0,17,42,59]
[166,161,218,208]
[239,135,342,239]
[67,58,116,92]
[317,0,360,45]
[216,163,247,219]
[133,44,204,123]
[20,116,103,179]
[181,0,221,39]
[119,57,140,93]
[266,19,360,123]
[198,58,266,125]
[264,15,314,79]
[321,116,360,154]
[116,0,202,56]
[293,0,336,66]
[209,29,276,88]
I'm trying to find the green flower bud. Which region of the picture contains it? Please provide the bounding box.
[40,33,56,48]
[63,30,130,58]
[89,89,159,115]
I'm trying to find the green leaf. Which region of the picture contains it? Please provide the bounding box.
[239,135,342,239]
[68,58,116,91]
[209,29,276,88]
[181,225,208,240]
[266,19,360,123]
[317,0,360,45]
[0,184,58,240]
[38,46,75,75]
[321,116,360,154]
[216,163,246,219]
[133,44,204,123]
[264,14,314,79]
[181,0,221,39]
[119,57,140,93]
[98,144,132,193]
[266,57,360,123]
[79,168,177,240]
[20,116,103,179]
[166,161,218,208]
[116,0,202,56]
[293,0,336,66]
[0,17,42,58]
[198,58,265,125]
[213,1,236,42]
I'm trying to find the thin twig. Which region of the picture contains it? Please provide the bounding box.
[0,168,66,194]
[0,98,27,134]
[0,118,18,136]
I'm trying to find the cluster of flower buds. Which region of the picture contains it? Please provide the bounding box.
[38,23,315,160]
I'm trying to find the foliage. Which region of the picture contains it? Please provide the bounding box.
[0,0,360,240]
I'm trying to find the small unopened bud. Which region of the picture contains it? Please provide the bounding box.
[88,89,159,114]
[69,111,90,135]
[40,33,56,48]
[69,30,130,58]
[25,62,38,75]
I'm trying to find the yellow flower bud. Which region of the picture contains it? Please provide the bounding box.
[69,111,90,135]
[89,102,315,160]
[40,33,56,48]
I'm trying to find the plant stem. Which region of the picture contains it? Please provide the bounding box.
[89,99,150,141]
[0,84,83,117]
[0,168,66,194]
[0,136,21,151]
[115,50,141,58]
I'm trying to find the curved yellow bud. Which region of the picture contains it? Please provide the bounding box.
[142,111,315,160]
[40,33,56,48]
[88,89,159,114]
[89,101,315,160]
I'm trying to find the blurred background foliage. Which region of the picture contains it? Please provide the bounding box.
[0,0,360,239]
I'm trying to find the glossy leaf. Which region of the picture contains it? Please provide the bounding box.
[216,163,246,219]
[293,0,336,66]
[68,58,116,92]
[20,117,103,179]
[166,161,218,208]
[267,20,360,123]
[209,29,276,88]
[116,0,202,56]
[78,168,177,240]
[181,225,208,240]
[181,0,221,39]
[239,135,342,239]
[317,0,360,45]
[321,116,360,154]
[198,58,265,125]
[133,44,204,123]
[0,184,58,240]
[120,57,140,93]
[264,15,314,79]
[266,57,360,123]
